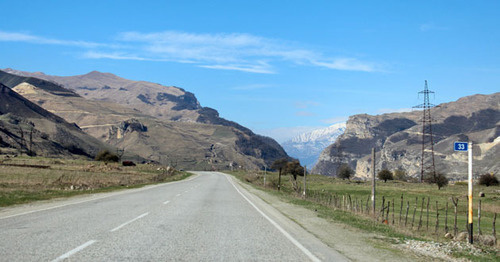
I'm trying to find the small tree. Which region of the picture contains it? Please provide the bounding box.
[95,149,119,162]
[478,173,499,187]
[337,164,354,180]
[425,172,449,190]
[378,169,394,183]
[271,158,289,191]
[283,161,304,181]
[394,168,407,181]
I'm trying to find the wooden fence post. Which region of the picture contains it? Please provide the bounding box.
[399,194,404,225]
[405,201,410,227]
[445,202,449,233]
[493,213,497,245]
[451,197,459,236]
[411,197,417,228]
[435,201,439,234]
[392,199,395,225]
[418,197,424,231]
[426,197,430,231]
[478,199,482,236]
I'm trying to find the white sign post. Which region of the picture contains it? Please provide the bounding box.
[454,141,473,244]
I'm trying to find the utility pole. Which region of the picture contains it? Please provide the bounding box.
[372,148,376,216]
[303,165,307,198]
[468,142,473,244]
[264,165,267,187]
[413,80,437,183]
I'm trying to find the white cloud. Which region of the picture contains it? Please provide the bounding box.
[0,31,111,48]
[0,30,381,74]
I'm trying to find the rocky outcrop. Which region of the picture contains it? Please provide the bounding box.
[313,93,500,180]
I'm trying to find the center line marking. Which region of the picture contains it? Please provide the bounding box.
[52,240,96,262]
[110,212,149,232]
[163,200,170,205]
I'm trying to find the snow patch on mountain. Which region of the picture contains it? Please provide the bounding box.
[282,122,346,169]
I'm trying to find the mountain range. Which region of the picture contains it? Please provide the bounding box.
[281,123,346,169]
[312,92,499,180]
[0,69,289,169]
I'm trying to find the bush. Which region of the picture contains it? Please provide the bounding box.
[394,169,407,181]
[337,164,354,180]
[425,172,449,190]
[377,169,394,182]
[95,150,119,162]
[478,173,499,187]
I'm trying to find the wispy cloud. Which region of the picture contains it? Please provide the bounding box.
[0,30,382,74]
[0,31,115,48]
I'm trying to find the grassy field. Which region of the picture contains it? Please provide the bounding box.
[0,155,191,207]
[227,170,499,261]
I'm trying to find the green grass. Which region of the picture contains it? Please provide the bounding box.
[0,156,192,207]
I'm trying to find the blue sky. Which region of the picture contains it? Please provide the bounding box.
[1,0,499,142]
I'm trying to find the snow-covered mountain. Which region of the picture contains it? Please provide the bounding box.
[282,123,346,169]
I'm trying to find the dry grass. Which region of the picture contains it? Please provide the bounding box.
[0,155,190,207]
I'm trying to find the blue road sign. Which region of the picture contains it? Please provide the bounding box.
[454,142,468,151]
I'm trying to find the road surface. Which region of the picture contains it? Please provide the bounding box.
[0,172,346,261]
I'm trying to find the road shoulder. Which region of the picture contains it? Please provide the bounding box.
[230,176,428,262]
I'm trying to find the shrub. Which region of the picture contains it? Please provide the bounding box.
[95,150,119,162]
[377,169,394,182]
[425,172,449,190]
[478,173,499,187]
[394,169,407,181]
[337,164,354,180]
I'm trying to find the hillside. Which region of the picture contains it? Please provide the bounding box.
[0,69,289,169]
[0,83,114,158]
[312,92,500,180]
[282,123,346,168]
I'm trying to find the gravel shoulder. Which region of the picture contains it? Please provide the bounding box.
[232,176,434,262]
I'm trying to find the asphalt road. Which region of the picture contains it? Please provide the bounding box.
[0,172,346,261]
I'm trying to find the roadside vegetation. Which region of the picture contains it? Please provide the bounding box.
[0,155,190,207]
[227,167,499,261]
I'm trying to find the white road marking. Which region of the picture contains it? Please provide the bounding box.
[0,174,200,220]
[163,200,170,205]
[176,194,181,197]
[110,212,149,232]
[225,174,321,262]
[52,240,96,262]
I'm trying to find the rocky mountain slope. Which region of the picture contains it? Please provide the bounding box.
[0,82,115,158]
[312,93,499,180]
[0,69,289,169]
[282,123,346,168]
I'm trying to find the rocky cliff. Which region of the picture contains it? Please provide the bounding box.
[312,93,499,180]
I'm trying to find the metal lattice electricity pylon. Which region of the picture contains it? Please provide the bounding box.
[413,80,437,183]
